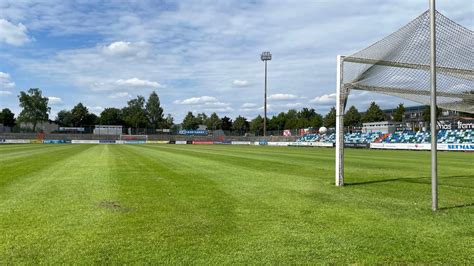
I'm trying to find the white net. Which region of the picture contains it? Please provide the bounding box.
[342,11,474,114]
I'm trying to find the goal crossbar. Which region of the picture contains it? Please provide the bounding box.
[348,84,474,99]
[343,56,474,78]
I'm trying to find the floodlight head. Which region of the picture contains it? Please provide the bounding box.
[261,51,272,61]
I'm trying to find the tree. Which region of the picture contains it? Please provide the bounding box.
[18,88,50,131]
[206,112,221,130]
[56,110,74,127]
[309,113,323,129]
[146,91,164,128]
[196,113,208,126]
[221,116,233,131]
[163,114,174,129]
[422,106,441,122]
[71,103,89,126]
[232,115,249,135]
[392,103,405,122]
[345,106,361,127]
[249,115,264,135]
[83,113,99,126]
[269,112,286,131]
[0,108,16,127]
[284,109,298,129]
[123,96,148,128]
[100,108,123,125]
[182,112,199,130]
[362,102,386,122]
[323,107,336,128]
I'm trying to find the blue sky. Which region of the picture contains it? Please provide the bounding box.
[0,0,472,121]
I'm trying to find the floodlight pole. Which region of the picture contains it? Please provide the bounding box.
[261,51,272,136]
[430,0,438,211]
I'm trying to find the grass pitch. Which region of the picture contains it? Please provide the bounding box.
[0,144,472,263]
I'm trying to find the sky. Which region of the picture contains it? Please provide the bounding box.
[0,0,472,122]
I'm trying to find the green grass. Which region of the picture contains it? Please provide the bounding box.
[0,144,472,264]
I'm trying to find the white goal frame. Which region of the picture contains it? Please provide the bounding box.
[335,0,443,211]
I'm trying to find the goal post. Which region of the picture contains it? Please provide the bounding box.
[335,55,346,186]
[334,1,473,210]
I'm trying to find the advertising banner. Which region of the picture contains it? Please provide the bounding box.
[289,142,333,147]
[231,141,252,145]
[4,139,31,144]
[43,140,71,144]
[123,140,146,144]
[71,140,100,144]
[438,143,474,151]
[175,141,187,145]
[99,140,116,144]
[214,141,232,145]
[59,127,85,132]
[344,143,370,148]
[193,141,214,145]
[369,143,474,151]
[268,142,291,146]
[146,140,169,144]
[178,130,208,135]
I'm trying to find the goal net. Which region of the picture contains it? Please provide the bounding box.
[340,10,473,114]
[336,10,473,186]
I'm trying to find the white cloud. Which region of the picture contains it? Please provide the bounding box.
[47,96,63,104]
[116,78,163,88]
[268,93,299,101]
[103,41,150,57]
[174,96,232,112]
[242,103,258,108]
[174,96,219,105]
[91,78,164,91]
[0,72,15,90]
[104,41,131,55]
[232,79,249,87]
[0,19,30,46]
[310,93,336,104]
[87,106,104,114]
[0,90,12,96]
[282,102,304,108]
[108,92,131,98]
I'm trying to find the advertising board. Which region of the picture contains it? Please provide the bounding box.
[193,141,214,145]
[438,143,474,151]
[43,140,71,144]
[231,141,252,145]
[289,142,333,147]
[369,143,474,151]
[175,141,187,145]
[146,140,169,144]
[214,141,232,145]
[178,130,208,135]
[344,143,369,148]
[99,140,116,144]
[4,139,31,144]
[267,142,291,146]
[71,140,100,144]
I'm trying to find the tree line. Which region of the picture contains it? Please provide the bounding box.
[5,87,468,134]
